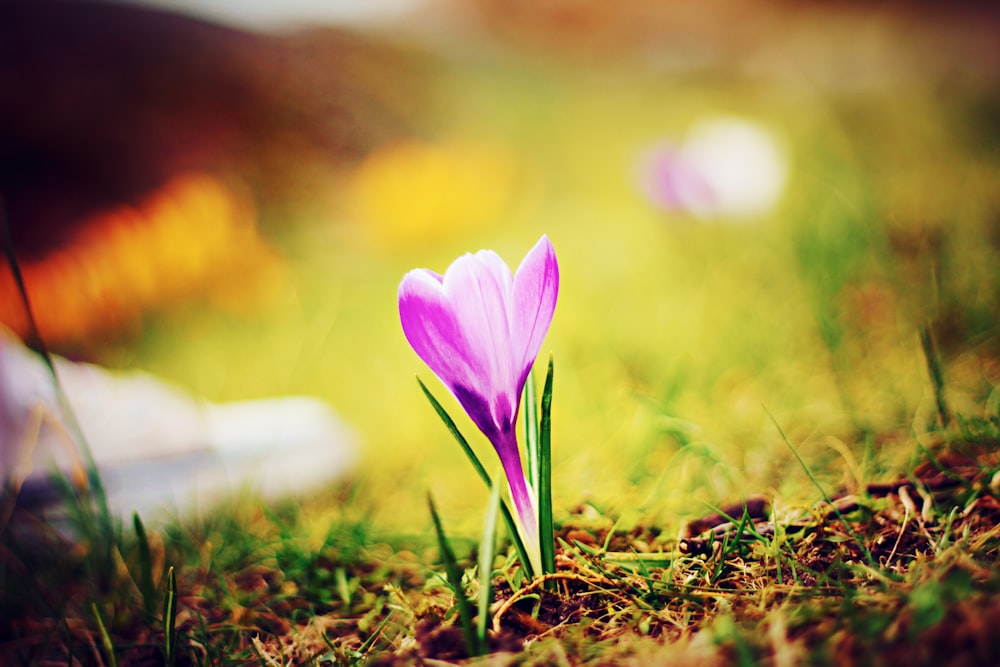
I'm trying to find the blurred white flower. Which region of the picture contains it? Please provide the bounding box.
[127,0,428,31]
[0,329,357,524]
[637,116,789,221]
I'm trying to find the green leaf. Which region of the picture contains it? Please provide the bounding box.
[2,203,118,582]
[133,512,156,619]
[418,377,492,487]
[538,357,556,578]
[427,493,481,657]
[920,325,951,429]
[477,478,502,650]
[92,603,119,667]
[163,565,178,667]
[417,377,536,578]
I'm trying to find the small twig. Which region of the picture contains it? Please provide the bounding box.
[904,485,941,552]
[680,460,984,557]
[682,496,770,538]
[491,572,597,634]
[883,487,911,569]
[558,551,613,585]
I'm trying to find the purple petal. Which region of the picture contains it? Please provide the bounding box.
[399,251,518,441]
[638,144,716,213]
[399,268,479,393]
[400,238,559,433]
[441,250,517,406]
[511,235,559,393]
[452,384,508,443]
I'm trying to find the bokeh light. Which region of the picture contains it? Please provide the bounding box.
[1,174,285,348]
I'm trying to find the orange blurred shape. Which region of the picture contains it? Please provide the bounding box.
[350,139,520,247]
[0,173,285,347]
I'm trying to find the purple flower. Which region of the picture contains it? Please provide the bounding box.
[636,117,789,220]
[398,235,559,569]
[636,142,717,214]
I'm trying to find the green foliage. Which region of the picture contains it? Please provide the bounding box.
[132,512,157,619]
[538,358,557,578]
[162,566,178,667]
[91,603,119,667]
[478,478,502,649]
[427,493,481,657]
[418,376,536,578]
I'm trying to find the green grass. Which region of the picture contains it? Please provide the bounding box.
[4,12,1000,665]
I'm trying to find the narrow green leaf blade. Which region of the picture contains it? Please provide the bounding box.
[133,512,156,619]
[417,377,492,487]
[3,200,118,579]
[417,377,535,578]
[92,603,119,667]
[163,565,178,667]
[477,478,502,651]
[427,493,480,658]
[920,325,951,429]
[538,357,556,577]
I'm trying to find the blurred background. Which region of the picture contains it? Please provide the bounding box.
[2,0,998,535]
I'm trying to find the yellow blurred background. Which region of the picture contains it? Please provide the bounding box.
[2,0,998,537]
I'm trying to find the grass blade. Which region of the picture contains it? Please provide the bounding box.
[1,198,117,582]
[92,603,119,667]
[538,357,556,577]
[427,493,481,658]
[163,565,178,667]
[418,377,492,487]
[417,377,535,578]
[355,610,395,655]
[920,325,951,429]
[765,406,878,570]
[478,478,502,650]
[133,513,156,619]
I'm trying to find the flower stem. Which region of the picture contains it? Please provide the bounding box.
[500,444,541,575]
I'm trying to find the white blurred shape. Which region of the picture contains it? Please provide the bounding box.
[638,116,789,221]
[121,0,430,31]
[0,329,357,524]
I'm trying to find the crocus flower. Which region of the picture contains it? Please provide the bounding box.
[398,235,559,572]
